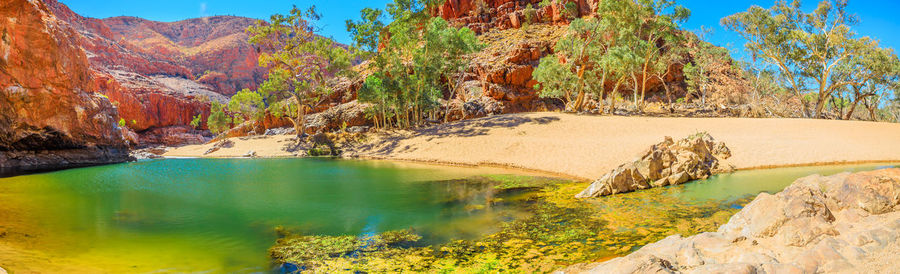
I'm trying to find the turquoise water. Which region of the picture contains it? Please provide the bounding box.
[0,159,533,272]
[675,163,899,202]
[0,159,896,272]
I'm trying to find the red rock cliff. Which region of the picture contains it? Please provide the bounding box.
[38,0,264,145]
[0,0,130,172]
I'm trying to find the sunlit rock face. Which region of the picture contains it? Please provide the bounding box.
[424,0,750,119]
[35,0,264,145]
[0,0,130,171]
[581,168,900,273]
[577,133,733,198]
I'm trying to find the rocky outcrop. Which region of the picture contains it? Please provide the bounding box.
[305,101,372,134]
[581,168,900,273]
[434,0,598,34]
[0,0,130,171]
[426,0,751,119]
[576,133,731,198]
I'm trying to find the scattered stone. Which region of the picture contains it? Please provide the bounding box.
[579,168,900,273]
[203,139,234,155]
[576,132,732,198]
[265,127,296,136]
[130,146,169,160]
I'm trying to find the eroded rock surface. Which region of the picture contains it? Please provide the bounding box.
[38,0,263,145]
[0,0,130,171]
[577,133,731,198]
[580,168,900,273]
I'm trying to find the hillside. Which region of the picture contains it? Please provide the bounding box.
[40,0,268,145]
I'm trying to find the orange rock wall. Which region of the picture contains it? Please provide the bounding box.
[0,0,130,169]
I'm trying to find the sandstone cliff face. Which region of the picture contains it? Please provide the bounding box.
[37,0,256,145]
[0,0,130,172]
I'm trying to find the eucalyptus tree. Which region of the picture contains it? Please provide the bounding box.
[533,0,687,112]
[207,102,232,135]
[227,88,266,125]
[832,41,900,120]
[723,0,866,118]
[352,0,481,129]
[682,27,726,106]
[246,6,353,136]
[532,17,609,112]
[345,7,385,56]
[629,0,690,109]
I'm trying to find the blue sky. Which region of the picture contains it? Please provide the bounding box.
[61,0,900,61]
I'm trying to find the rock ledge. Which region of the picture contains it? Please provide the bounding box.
[580,168,900,273]
[577,133,732,198]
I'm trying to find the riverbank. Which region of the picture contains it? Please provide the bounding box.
[576,168,900,273]
[165,112,900,180]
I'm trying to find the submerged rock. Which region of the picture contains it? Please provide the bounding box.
[576,133,732,198]
[578,168,900,273]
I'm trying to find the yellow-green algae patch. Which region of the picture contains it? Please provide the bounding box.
[269,175,752,273]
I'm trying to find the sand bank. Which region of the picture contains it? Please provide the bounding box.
[165,113,900,180]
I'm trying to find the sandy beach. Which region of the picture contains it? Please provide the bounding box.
[165,112,900,180]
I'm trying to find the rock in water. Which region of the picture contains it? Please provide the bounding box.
[576,133,732,198]
[579,168,900,273]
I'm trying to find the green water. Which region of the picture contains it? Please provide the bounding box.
[0,159,535,272]
[675,163,900,203]
[0,159,896,272]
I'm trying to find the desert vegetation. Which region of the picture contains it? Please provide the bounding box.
[723,0,900,119]
[200,0,900,139]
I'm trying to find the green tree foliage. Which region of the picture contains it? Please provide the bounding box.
[190,114,203,130]
[831,40,900,120]
[351,0,482,129]
[345,7,385,55]
[740,61,788,103]
[207,101,232,135]
[532,0,689,112]
[246,6,353,136]
[118,118,126,128]
[723,0,868,118]
[227,88,266,124]
[533,18,609,112]
[682,27,728,105]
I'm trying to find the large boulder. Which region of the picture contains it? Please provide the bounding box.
[579,168,900,273]
[304,101,372,134]
[576,133,732,198]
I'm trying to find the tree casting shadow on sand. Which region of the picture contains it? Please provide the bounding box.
[355,114,561,155]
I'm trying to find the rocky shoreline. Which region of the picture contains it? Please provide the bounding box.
[576,168,900,273]
[0,146,132,177]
